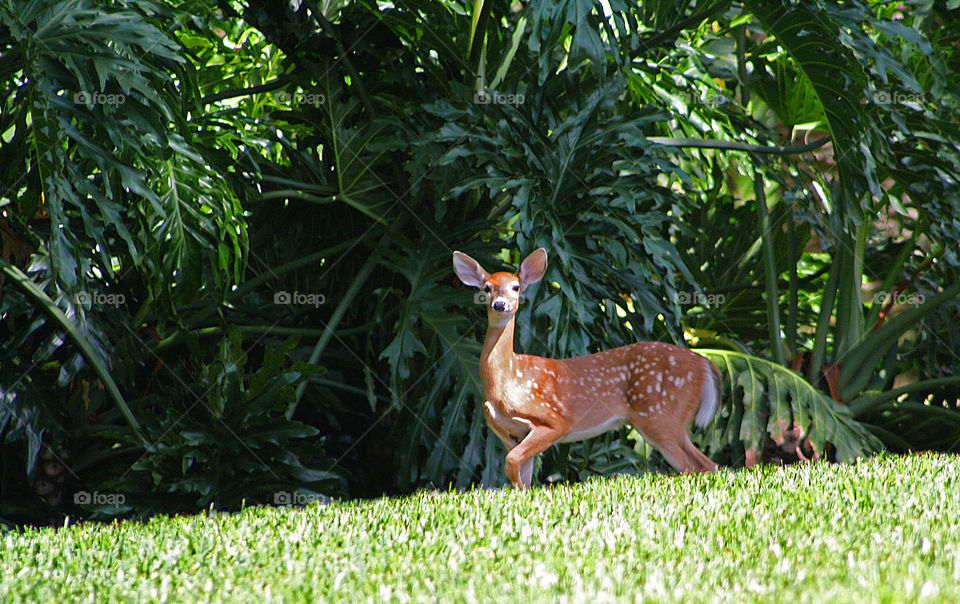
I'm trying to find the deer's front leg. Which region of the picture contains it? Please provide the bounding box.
[505,426,565,488]
[518,458,535,487]
[484,402,520,449]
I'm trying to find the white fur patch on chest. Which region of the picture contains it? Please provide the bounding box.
[501,375,535,407]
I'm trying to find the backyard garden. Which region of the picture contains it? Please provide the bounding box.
[1,0,959,598]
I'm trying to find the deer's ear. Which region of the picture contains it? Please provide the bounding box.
[518,248,547,291]
[452,251,490,288]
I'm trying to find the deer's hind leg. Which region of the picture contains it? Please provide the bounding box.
[626,397,716,474]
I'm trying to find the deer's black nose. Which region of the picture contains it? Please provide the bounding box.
[492,299,506,312]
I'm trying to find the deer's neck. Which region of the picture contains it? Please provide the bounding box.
[480,316,518,394]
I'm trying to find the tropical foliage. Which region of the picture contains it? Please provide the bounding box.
[0,0,957,524]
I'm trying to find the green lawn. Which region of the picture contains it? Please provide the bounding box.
[3,453,959,602]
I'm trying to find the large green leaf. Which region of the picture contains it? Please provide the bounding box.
[743,0,887,224]
[699,349,882,463]
[0,258,151,451]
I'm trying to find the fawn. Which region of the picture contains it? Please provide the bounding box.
[453,247,721,487]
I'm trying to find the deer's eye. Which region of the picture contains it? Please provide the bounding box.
[483,285,491,293]
[512,285,520,291]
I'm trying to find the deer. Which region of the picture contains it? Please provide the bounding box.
[452,247,721,487]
